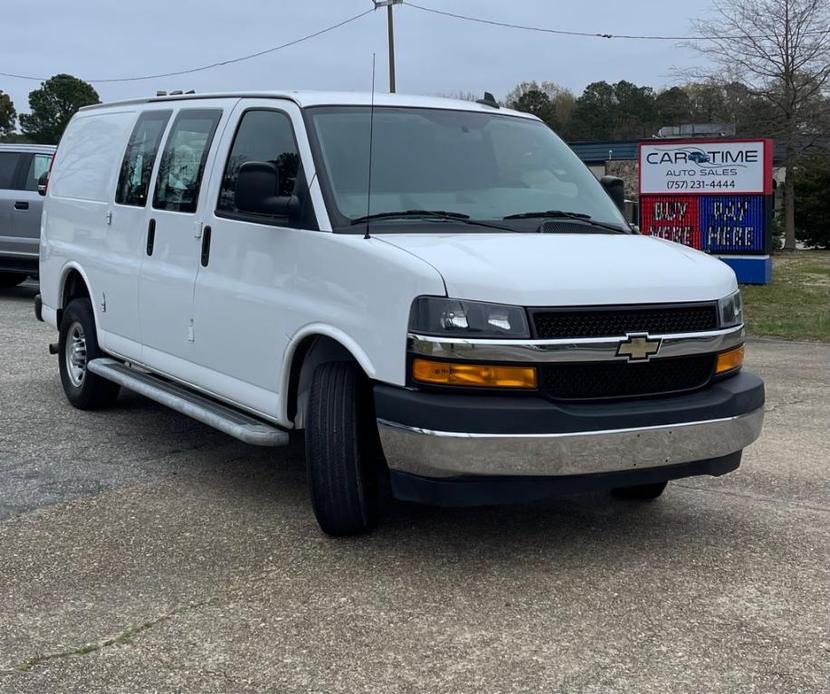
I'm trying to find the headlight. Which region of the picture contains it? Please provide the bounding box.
[718,290,744,328]
[409,297,530,338]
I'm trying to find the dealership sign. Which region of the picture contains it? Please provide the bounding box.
[640,139,773,195]
[639,138,774,266]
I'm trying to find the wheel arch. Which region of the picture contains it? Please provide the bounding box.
[282,326,376,429]
[56,263,93,326]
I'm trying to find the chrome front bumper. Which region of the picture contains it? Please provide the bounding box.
[377,408,764,479]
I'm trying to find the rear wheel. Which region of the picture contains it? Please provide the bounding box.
[305,361,380,536]
[58,298,120,410]
[612,481,668,501]
[0,273,27,288]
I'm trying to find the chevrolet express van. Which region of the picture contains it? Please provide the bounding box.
[37,92,764,535]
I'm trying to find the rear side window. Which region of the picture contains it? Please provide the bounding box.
[153,109,222,213]
[22,153,53,192]
[116,111,171,206]
[49,111,137,202]
[0,152,21,189]
[217,109,302,220]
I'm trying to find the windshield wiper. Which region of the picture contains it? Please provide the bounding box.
[504,209,591,220]
[351,209,469,224]
[350,209,517,232]
[503,209,628,233]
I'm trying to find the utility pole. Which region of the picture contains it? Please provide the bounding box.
[373,0,402,93]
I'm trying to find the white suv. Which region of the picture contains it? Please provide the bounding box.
[37,91,764,535]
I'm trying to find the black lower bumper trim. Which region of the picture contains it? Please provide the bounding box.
[375,372,764,435]
[390,452,742,507]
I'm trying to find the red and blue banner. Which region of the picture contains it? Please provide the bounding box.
[700,195,767,254]
[640,195,700,248]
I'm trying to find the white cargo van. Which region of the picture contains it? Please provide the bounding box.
[37,91,764,535]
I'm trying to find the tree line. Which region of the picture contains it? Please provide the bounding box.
[503,79,787,142]
[0,74,99,144]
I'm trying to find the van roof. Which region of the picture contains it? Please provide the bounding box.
[0,143,57,153]
[78,90,536,119]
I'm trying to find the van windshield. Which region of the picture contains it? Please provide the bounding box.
[305,106,628,233]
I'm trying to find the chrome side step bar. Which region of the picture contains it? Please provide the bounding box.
[87,358,289,447]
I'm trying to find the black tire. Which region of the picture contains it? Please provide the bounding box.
[0,273,27,288]
[305,361,381,536]
[58,298,120,410]
[612,481,668,501]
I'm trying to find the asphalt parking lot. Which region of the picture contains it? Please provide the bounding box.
[0,282,828,693]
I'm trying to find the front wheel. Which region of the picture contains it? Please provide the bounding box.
[611,481,668,501]
[305,361,381,536]
[58,298,120,410]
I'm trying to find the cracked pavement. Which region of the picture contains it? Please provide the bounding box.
[1,283,829,693]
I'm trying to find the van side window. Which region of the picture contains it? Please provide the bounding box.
[23,153,54,192]
[217,109,303,223]
[116,111,171,206]
[153,109,222,214]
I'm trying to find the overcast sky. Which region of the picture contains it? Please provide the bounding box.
[3,0,714,116]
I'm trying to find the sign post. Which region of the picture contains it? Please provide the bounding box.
[639,138,774,284]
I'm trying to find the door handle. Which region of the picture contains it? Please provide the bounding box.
[200,226,212,267]
[146,219,156,256]
[14,201,29,210]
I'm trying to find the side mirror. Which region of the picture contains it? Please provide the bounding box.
[600,175,625,213]
[234,161,299,219]
[37,172,49,197]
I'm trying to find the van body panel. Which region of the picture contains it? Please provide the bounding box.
[108,104,179,358]
[41,95,446,424]
[186,98,445,421]
[378,233,738,307]
[41,109,140,355]
[135,101,233,378]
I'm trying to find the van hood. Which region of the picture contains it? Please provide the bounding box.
[378,233,737,306]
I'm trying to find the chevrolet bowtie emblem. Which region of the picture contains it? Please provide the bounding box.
[616,333,662,362]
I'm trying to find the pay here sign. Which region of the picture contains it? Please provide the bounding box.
[639,139,772,195]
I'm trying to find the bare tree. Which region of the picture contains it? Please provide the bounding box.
[688,0,830,250]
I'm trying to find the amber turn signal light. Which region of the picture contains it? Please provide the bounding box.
[412,358,537,389]
[715,345,745,375]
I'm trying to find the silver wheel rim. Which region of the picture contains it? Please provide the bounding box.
[65,321,87,387]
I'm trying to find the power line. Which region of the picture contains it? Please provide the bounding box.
[0,8,374,83]
[403,2,690,40]
[404,1,829,41]
[3,3,826,86]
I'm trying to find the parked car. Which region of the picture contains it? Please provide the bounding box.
[36,92,764,535]
[0,143,55,286]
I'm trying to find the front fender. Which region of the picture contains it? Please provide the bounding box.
[280,323,378,424]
